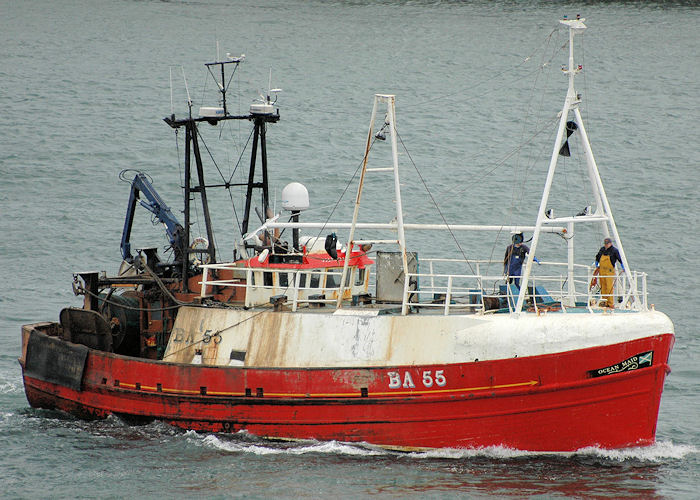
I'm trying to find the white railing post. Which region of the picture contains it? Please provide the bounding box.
[200,266,209,298]
[444,276,452,316]
[566,221,575,307]
[292,271,300,312]
[401,272,411,315]
[245,268,252,308]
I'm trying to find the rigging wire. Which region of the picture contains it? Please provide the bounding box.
[405,27,559,110]
[511,33,568,207]
[394,128,479,282]
[511,31,561,207]
[448,116,559,196]
[501,29,569,235]
[309,136,382,241]
[225,125,256,236]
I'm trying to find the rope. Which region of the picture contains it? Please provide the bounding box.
[161,308,268,360]
[79,286,184,312]
[225,125,256,237]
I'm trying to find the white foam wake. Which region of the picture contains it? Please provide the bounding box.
[573,440,697,462]
[408,440,697,462]
[189,432,696,462]
[188,431,384,456]
[0,369,23,394]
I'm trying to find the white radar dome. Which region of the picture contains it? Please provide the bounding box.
[281,182,309,211]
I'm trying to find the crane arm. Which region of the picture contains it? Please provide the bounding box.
[120,173,186,263]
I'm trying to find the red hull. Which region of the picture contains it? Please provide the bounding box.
[20,329,673,451]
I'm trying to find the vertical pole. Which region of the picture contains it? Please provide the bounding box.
[402,267,411,316]
[515,103,570,313]
[220,63,227,116]
[566,221,575,306]
[245,269,252,308]
[183,124,192,292]
[200,266,209,298]
[444,276,452,316]
[292,271,300,312]
[516,20,585,313]
[291,210,300,251]
[191,129,216,264]
[429,261,435,295]
[260,120,270,212]
[336,96,379,308]
[573,107,637,307]
[387,96,409,297]
[241,121,260,236]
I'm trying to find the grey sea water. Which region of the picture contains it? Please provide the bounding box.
[1,0,699,498]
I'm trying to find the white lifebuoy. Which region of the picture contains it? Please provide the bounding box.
[190,237,211,266]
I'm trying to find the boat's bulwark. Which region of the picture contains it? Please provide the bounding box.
[24,330,88,392]
[164,306,674,368]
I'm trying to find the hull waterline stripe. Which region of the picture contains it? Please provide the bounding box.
[111,379,539,398]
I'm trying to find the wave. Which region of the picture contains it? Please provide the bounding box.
[189,431,696,462]
[7,404,696,464]
[407,440,697,462]
[189,431,386,457]
[0,380,22,394]
[572,441,697,462]
[0,367,23,394]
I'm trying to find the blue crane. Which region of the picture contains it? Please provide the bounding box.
[120,172,186,264]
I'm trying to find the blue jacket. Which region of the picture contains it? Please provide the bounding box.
[595,245,623,269]
[504,244,530,276]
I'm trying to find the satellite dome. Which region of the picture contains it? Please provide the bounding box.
[281,182,309,211]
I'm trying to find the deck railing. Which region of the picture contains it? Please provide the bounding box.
[199,264,354,311]
[400,258,648,315]
[198,258,648,315]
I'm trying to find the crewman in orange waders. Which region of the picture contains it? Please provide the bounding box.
[593,237,624,308]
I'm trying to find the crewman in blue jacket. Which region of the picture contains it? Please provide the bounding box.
[503,233,539,288]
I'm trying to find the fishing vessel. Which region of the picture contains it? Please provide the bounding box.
[19,18,674,451]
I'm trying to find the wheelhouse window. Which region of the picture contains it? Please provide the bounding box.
[310,272,321,289]
[355,268,366,286]
[325,270,338,289]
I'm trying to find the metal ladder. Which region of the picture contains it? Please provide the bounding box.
[336,94,410,313]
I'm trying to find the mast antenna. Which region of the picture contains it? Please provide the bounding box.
[169,67,174,116]
[181,67,192,115]
[204,53,245,116]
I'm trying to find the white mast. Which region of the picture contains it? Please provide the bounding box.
[336,94,409,308]
[515,17,639,313]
